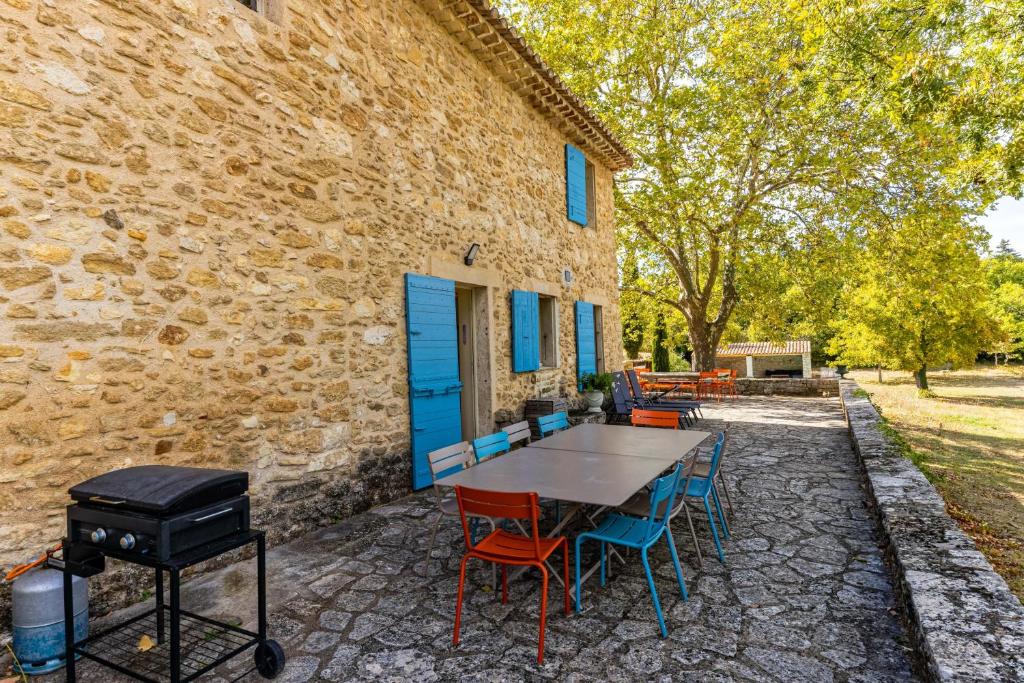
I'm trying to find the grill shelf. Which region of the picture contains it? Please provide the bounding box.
[76,607,257,683]
[62,531,285,682]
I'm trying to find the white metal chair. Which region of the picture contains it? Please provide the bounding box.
[423,446,499,589]
[424,442,496,569]
[502,420,532,449]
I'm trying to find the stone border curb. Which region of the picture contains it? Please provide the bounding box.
[838,380,1024,682]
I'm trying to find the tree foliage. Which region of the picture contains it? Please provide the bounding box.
[829,210,1001,389]
[497,0,992,371]
[986,243,1024,360]
[651,312,670,372]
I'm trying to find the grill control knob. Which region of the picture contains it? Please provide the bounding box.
[119,533,136,550]
[90,528,107,543]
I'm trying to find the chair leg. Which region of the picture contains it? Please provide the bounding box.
[718,470,735,517]
[641,547,668,637]
[682,505,703,565]
[711,486,730,539]
[574,537,584,613]
[703,497,726,562]
[665,528,688,601]
[424,511,442,568]
[501,564,508,604]
[453,555,470,646]
[562,540,571,615]
[484,517,497,590]
[599,541,606,587]
[537,564,549,665]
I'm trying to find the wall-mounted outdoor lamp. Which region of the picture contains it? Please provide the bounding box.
[464,243,480,266]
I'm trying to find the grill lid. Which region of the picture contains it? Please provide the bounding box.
[69,465,248,514]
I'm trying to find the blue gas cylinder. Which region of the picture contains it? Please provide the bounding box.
[12,568,88,675]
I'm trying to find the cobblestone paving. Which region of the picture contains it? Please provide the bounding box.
[54,397,918,682]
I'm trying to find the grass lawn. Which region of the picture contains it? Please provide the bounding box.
[849,367,1024,602]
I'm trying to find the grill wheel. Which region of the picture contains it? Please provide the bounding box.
[254,639,286,679]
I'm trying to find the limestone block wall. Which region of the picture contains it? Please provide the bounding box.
[0,0,622,610]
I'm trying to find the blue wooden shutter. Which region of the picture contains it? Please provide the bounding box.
[405,273,462,490]
[576,301,596,385]
[565,144,588,226]
[512,290,541,372]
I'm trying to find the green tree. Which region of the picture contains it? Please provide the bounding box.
[497,0,971,370]
[651,313,670,372]
[830,212,1000,390]
[986,244,1024,361]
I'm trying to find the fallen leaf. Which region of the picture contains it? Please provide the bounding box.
[137,634,156,652]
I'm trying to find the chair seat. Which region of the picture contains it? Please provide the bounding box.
[582,513,658,548]
[691,461,715,478]
[617,492,672,519]
[472,529,562,563]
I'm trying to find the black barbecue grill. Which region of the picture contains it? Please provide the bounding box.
[60,466,285,682]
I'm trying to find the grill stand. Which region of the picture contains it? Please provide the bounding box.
[61,531,284,682]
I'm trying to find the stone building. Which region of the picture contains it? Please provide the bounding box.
[714,341,812,378]
[0,0,629,607]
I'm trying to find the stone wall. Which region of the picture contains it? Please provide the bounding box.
[839,380,1024,682]
[751,354,803,377]
[735,377,837,396]
[0,0,622,629]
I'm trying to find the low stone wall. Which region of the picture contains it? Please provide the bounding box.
[641,373,837,397]
[735,377,837,396]
[839,380,1024,682]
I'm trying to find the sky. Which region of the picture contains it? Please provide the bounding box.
[980,197,1024,253]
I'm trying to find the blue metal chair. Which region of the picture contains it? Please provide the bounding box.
[684,432,729,562]
[574,464,689,637]
[472,431,510,464]
[536,411,569,437]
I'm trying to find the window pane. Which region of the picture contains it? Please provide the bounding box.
[539,296,558,368]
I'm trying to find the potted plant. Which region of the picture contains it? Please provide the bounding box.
[580,372,613,413]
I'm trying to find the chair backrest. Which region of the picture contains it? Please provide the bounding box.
[699,371,717,380]
[631,408,678,429]
[455,486,542,557]
[706,431,727,479]
[610,372,633,414]
[472,431,510,463]
[536,411,569,437]
[502,420,532,448]
[428,442,474,496]
[641,463,685,543]
[625,369,645,400]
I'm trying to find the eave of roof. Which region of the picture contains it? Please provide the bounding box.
[717,341,812,357]
[415,0,633,171]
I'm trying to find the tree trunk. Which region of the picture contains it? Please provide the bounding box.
[877,365,882,383]
[687,320,722,372]
[914,366,929,390]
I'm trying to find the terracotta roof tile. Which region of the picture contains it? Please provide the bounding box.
[717,341,811,357]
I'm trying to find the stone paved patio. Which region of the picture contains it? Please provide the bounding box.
[49,396,918,682]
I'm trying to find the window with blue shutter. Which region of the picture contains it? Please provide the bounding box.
[565,144,588,226]
[512,290,541,372]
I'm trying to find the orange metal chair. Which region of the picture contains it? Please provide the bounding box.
[717,369,738,400]
[698,371,721,401]
[453,486,570,664]
[631,408,680,429]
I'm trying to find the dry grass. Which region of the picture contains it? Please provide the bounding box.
[850,366,1024,602]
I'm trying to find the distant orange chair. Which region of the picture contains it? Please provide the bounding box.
[698,371,722,401]
[631,408,681,429]
[716,369,738,400]
[453,486,570,664]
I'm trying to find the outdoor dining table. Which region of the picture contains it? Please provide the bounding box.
[435,423,711,601]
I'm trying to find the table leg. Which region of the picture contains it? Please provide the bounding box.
[509,503,582,588]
